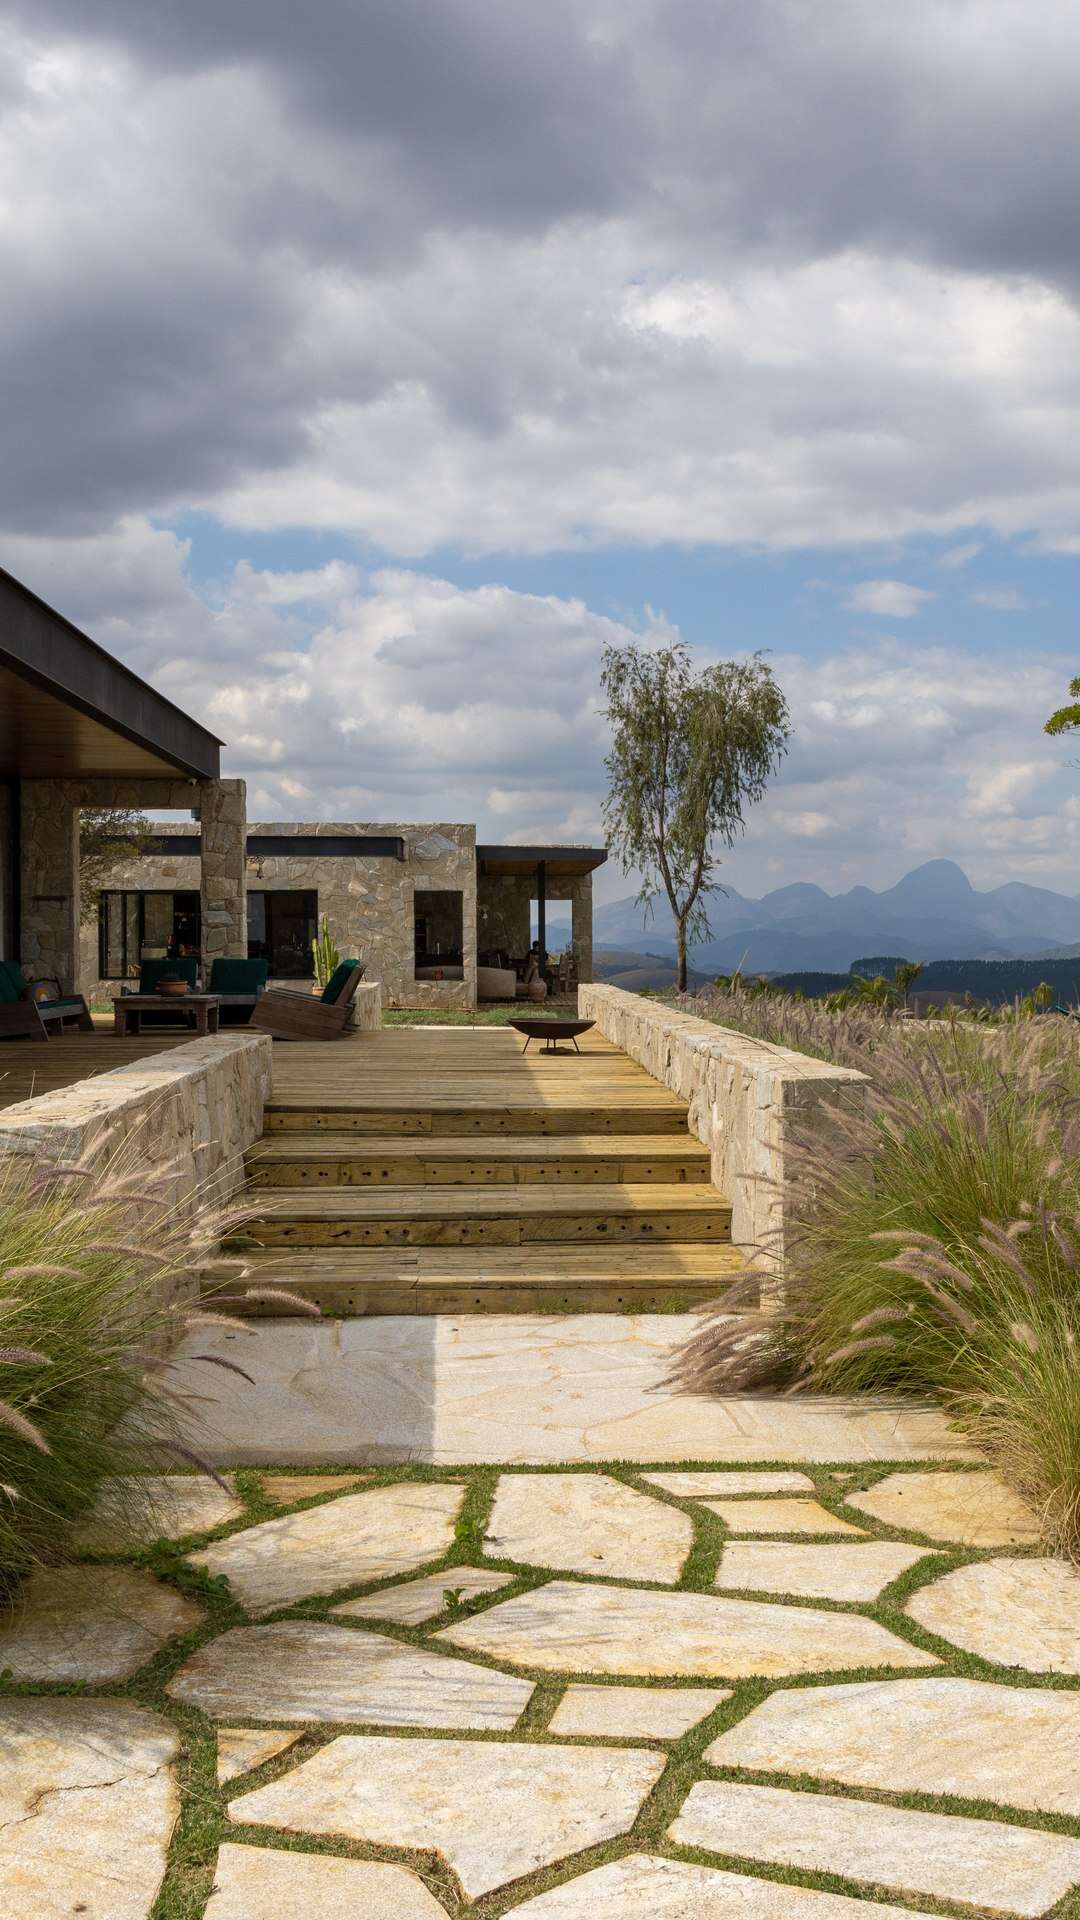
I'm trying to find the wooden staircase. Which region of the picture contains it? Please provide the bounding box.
[213,1027,747,1315]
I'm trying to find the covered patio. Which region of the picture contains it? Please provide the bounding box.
[475,842,606,999]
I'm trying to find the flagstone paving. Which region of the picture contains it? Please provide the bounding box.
[168,1619,534,1727]
[0,1564,200,1682]
[714,1539,929,1602]
[230,1734,666,1899]
[436,1577,938,1677]
[5,1458,1079,1918]
[670,1780,1080,1917]
[846,1466,1041,1543]
[73,1472,244,1548]
[700,1496,867,1536]
[189,1481,465,1610]
[216,1727,304,1784]
[208,1845,449,1918]
[905,1554,1080,1672]
[485,1471,694,1580]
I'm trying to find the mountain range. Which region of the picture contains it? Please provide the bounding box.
[592,860,1080,977]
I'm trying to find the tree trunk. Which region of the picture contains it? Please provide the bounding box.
[675,921,688,993]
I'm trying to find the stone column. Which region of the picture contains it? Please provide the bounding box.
[19,779,80,990]
[571,872,593,985]
[198,778,247,974]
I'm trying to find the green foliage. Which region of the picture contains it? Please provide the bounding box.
[1045,673,1080,736]
[600,641,790,989]
[676,992,1080,1556]
[79,807,153,918]
[310,915,341,990]
[0,1145,250,1582]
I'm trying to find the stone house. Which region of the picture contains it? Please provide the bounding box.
[84,824,605,1010]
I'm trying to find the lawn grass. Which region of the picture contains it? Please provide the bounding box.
[4,1458,1076,1920]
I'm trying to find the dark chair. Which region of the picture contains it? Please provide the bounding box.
[139,956,200,993]
[249,958,366,1040]
[0,961,94,1040]
[208,957,269,1024]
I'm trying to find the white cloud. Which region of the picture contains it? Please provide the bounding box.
[938,542,982,569]
[844,579,936,618]
[971,586,1027,610]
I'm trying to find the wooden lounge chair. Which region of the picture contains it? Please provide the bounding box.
[249,958,366,1040]
[0,961,94,1040]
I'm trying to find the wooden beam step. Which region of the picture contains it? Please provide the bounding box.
[241,1182,732,1248]
[206,1244,749,1316]
[263,1105,691,1136]
[246,1132,710,1187]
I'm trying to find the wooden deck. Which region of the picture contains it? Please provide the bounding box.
[230,1025,747,1314]
[0,1031,194,1112]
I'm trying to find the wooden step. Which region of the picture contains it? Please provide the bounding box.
[246,1132,711,1187]
[209,1244,748,1316]
[263,1103,692,1136]
[241,1182,733,1248]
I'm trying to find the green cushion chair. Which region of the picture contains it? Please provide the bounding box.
[139,956,200,994]
[250,957,367,1041]
[0,961,94,1040]
[209,957,269,1024]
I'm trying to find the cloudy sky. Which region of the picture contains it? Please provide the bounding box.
[4,0,1080,902]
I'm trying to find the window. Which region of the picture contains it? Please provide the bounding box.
[247,890,317,978]
[414,890,464,976]
[98,891,201,979]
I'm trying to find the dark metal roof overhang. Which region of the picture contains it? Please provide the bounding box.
[477,844,607,879]
[0,567,222,780]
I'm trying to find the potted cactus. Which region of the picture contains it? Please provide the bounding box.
[311,915,341,992]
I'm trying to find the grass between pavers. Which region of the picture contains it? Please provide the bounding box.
[3,1457,1079,1920]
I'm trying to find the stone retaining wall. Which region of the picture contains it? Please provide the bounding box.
[351,981,382,1030]
[0,1033,272,1303]
[580,985,867,1290]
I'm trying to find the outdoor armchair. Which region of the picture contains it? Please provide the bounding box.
[139,956,200,993]
[249,958,366,1040]
[0,961,94,1040]
[208,957,269,1024]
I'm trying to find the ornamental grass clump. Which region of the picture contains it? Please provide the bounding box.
[675,1005,1080,1558]
[0,1138,295,1585]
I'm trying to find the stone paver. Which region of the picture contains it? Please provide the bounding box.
[216,1727,303,1784]
[207,1845,449,1917]
[486,1472,693,1581]
[644,1471,814,1495]
[188,1482,464,1610]
[906,1556,1080,1673]
[261,1473,366,1503]
[438,1579,937,1678]
[670,1779,1080,1918]
[715,1540,929,1602]
[169,1317,980,1464]
[331,1565,516,1624]
[703,1497,866,1535]
[230,1733,665,1898]
[0,1565,199,1682]
[706,1676,1080,1815]
[508,1854,920,1916]
[167,1620,533,1727]
[847,1469,1040,1544]
[73,1473,243,1548]
[549,1683,730,1739]
[0,1698,178,1920]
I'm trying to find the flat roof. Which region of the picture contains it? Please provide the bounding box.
[0,566,222,780]
[478,845,608,879]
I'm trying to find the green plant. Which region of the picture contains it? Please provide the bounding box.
[0,1142,263,1583]
[310,915,341,990]
[78,806,153,918]
[600,641,790,990]
[674,993,1080,1556]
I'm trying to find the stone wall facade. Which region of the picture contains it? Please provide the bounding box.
[21,774,246,995]
[580,984,867,1292]
[0,1030,272,1305]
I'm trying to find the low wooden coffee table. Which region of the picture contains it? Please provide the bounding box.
[114,993,222,1037]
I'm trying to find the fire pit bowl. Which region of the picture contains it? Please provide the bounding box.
[509,1017,596,1054]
